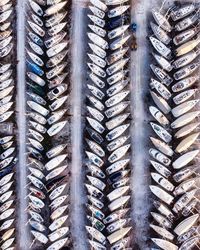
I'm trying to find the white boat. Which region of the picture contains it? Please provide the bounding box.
[31,13,43,27]
[108,144,130,163]
[176,36,200,57]
[27,101,49,117]
[151,212,172,228]
[0,23,11,33]
[110,236,130,250]
[47,84,68,101]
[173,89,198,105]
[152,53,173,72]
[89,73,105,88]
[149,148,171,166]
[151,238,178,250]
[87,196,104,209]
[86,151,104,167]
[48,23,67,37]
[46,144,67,159]
[88,24,106,38]
[89,6,105,19]
[87,106,104,122]
[179,236,200,250]
[0,208,14,220]
[150,224,174,241]
[108,196,130,211]
[46,165,67,181]
[88,53,106,68]
[87,84,104,99]
[27,72,45,86]
[106,124,130,141]
[49,95,68,111]
[47,121,67,137]
[150,22,171,45]
[27,50,44,67]
[45,154,67,171]
[170,4,195,21]
[173,26,199,46]
[150,161,171,178]
[86,226,106,244]
[88,240,106,250]
[149,36,171,59]
[29,195,44,209]
[29,210,43,223]
[90,0,107,11]
[171,111,200,129]
[45,1,67,16]
[0,36,12,50]
[107,79,129,97]
[28,138,43,151]
[1,237,15,250]
[150,122,172,143]
[28,175,45,190]
[107,227,132,245]
[108,25,129,40]
[0,64,11,74]
[108,5,129,18]
[150,91,171,114]
[85,183,103,200]
[0,156,14,169]
[88,43,106,59]
[106,58,129,76]
[107,135,129,152]
[49,184,67,201]
[46,42,68,58]
[0,146,15,160]
[107,69,129,85]
[175,13,198,31]
[29,121,46,134]
[50,195,68,210]
[0,181,13,195]
[0,219,14,231]
[173,177,197,196]
[27,92,46,106]
[49,215,68,231]
[150,185,174,205]
[29,167,44,180]
[172,99,199,118]
[150,64,173,86]
[0,190,13,203]
[105,113,130,130]
[105,101,130,118]
[152,8,172,32]
[49,227,69,242]
[46,52,68,69]
[175,132,199,153]
[106,0,129,4]
[172,76,197,92]
[46,63,67,80]
[87,95,104,111]
[151,172,174,192]
[175,122,199,139]
[174,214,199,236]
[28,39,44,55]
[106,159,129,175]
[105,91,129,107]
[149,106,169,126]
[86,117,105,134]
[88,33,108,49]
[0,86,14,99]
[173,48,200,69]
[110,35,130,50]
[0,79,13,91]
[88,14,105,28]
[106,47,129,66]
[174,62,200,81]
[87,175,106,191]
[88,63,106,78]
[87,204,105,220]
[28,21,45,37]
[31,230,48,244]
[29,0,43,16]
[173,150,199,169]
[107,186,129,201]
[45,9,67,26]
[0,9,12,23]
[103,208,129,225]
[107,219,130,233]
[0,173,13,186]
[47,109,67,125]
[47,238,68,250]
[86,139,105,157]
[150,137,173,157]
[50,205,68,221]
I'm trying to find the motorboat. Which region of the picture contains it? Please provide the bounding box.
[172,150,199,169]
[179,236,200,250]
[150,224,174,241]
[46,63,67,80]
[0,36,12,50]
[48,23,67,37]
[0,30,12,42]
[88,63,106,78]
[108,144,130,163]
[173,89,198,105]
[47,121,67,137]
[173,62,200,80]
[150,122,172,143]
[88,33,108,49]
[27,50,44,67]
[88,43,106,59]
[46,51,68,69]
[107,135,129,152]
[152,8,172,32]
[0,208,14,220]
[149,106,169,126]
[170,4,196,21]
[107,227,132,245]
[28,39,44,55]
[105,113,130,130]
[86,139,105,157]
[29,120,47,134]
[173,165,198,183]
[29,167,44,180]
[149,148,171,166]
[174,122,199,139]
[47,84,68,101]
[150,137,173,157]
[103,208,129,225]
[171,111,200,129]
[110,236,130,250]
[107,79,129,97]
[106,47,129,66]
[151,172,174,192]
[87,106,104,122]
[46,42,68,58]
[47,109,67,125]
[150,160,171,178]
[153,201,174,221]
[105,91,129,107]
[0,156,15,169]
[108,195,130,211]
[46,144,67,159]
[106,124,130,141]
[151,238,178,250]
[46,165,67,181]
[28,21,45,37]
[176,36,200,57]
[49,227,69,242]
[29,195,45,209]
[150,22,171,45]
[88,240,106,250]
[151,212,172,228]
[28,32,43,47]
[107,218,130,234]
[49,95,68,111]
[87,175,106,191]
[0,181,13,195]
[150,91,171,114]
[173,26,199,46]
[107,69,129,85]
[89,73,105,88]
[174,214,199,236]
[88,14,105,28]
[31,13,43,27]
[29,210,44,223]
[175,13,198,31]
[105,0,129,5]
[87,204,105,220]
[105,102,130,118]
[172,76,197,92]
[47,238,69,250]
[0,86,14,99]
[49,184,67,201]
[28,175,45,190]
[109,34,130,50]
[0,173,13,186]
[108,5,130,18]
[86,117,105,134]
[86,163,105,179]
[89,6,105,19]
[87,196,104,210]
[106,159,129,175]
[29,0,43,16]
[175,132,199,153]
[87,95,104,111]
[0,9,12,23]
[149,37,171,59]
[106,58,129,76]
[45,12,67,27]
[108,169,130,185]
[44,1,67,16]
[86,226,106,245]
[29,129,44,142]
[152,53,173,72]
[27,101,49,117]
[107,186,129,201]
[28,138,43,151]
[150,64,173,86]
[50,205,68,221]
[108,25,129,40]
[85,151,104,167]
[173,177,198,196]
[0,190,13,203]
[1,237,15,250]
[27,92,46,106]
[87,84,105,99]
[173,48,200,69]
[89,0,107,12]
[88,53,106,68]
[0,101,13,115]
[86,127,104,144]
[85,183,103,199]
[50,195,68,211]
[0,64,11,74]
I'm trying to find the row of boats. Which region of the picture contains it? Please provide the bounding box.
[149,3,200,250]
[0,0,17,249]
[25,0,70,249]
[85,0,133,249]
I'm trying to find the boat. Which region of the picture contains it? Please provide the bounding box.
[150,224,174,241]
[87,84,105,99]
[27,92,46,106]
[150,22,171,45]
[0,173,13,186]
[29,0,43,16]
[172,99,199,118]
[107,227,132,245]
[0,156,15,169]
[29,167,44,180]
[152,8,172,32]
[105,91,129,107]
[108,5,129,18]
[50,195,68,210]
[29,121,46,134]
[88,54,106,68]
[176,36,200,57]
[49,215,68,231]
[28,175,45,190]
[47,84,68,101]
[88,32,108,49]
[173,89,198,105]
[87,95,104,111]
[107,79,129,97]
[0,208,14,220]
[109,34,130,50]
[107,186,129,201]
[46,144,67,159]
[108,25,129,40]
[105,102,130,118]
[88,43,106,59]
[50,205,68,220]
[88,25,106,38]
[173,165,198,183]
[149,148,171,166]
[107,218,130,233]
[175,133,199,153]
[44,1,67,16]
[110,236,130,250]
[89,6,105,19]
[88,14,105,28]
[46,63,67,80]
[149,106,169,126]
[151,173,174,192]
[27,50,44,67]
[106,58,129,76]
[0,64,11,74]
[87,175,106,191]
[108,144,130,163]
[0,9,12,23]
[29,195,44,209]
[175,122,199,139]
[173,48,200,69]
[88,240,106,250]
[27,101,49,117]
[173,62,200,81]
[151,238,178,250]
[85,184,103,199]
[150,91,171,114]
[90,0,107,11]
[0,181,13,195]
[0,86,14,99]
[45,154,67,171]
[150,160,171,178]
[28,39,44,55]
[171,111,200,129]
[87,196,104,210]
[87,106,104,122]
[106,124,130,141]
[173,177,198,196]
[172,76,197,92]
[86,150,103,168]
[153,201,174,222]
[108,196,130,211]
[86,226,106,245]
[0,190,13,203]
[173,26,200,46]
[45,11,67,27]
[150,122,172,143]
[47,238,69,250]
[47,121,67,137]
[28,21,45,37]
[0,36,12,50]
[49,227,69,242]
[46,165,67,181]
[152,53,173,72]
[31,230,48,244]
[105,0,129,5]
[107,69,129,85]
[150,137,173,157]
[150,64,173,86]
[0,30,12,42]
[0,219,14,231]
[46,42,68,58]
[86,139,105,157]
[1,238,15,250]
[48,23,67,37]
[106,159,129,175]
[174,214,199,236]
[88,63,106,78]
[149,37,171,59]
[87,204,105,220]
[172,150,199,169]
[175,13,198,31]
[49,95,68,111]
[47,109,67,125]
[31,13,43,27]
[105,113,130,130]
[149,185,174,205]
[86,127,103,144]
[108,169,130,185]
[171,4,196,21]
[29,210,44,223]
[107,135,130,152]
[49,184,67,201]
[179,236,200,250]
[46,52,68,69]
[28,138,43,151]
[86,117,105,134]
